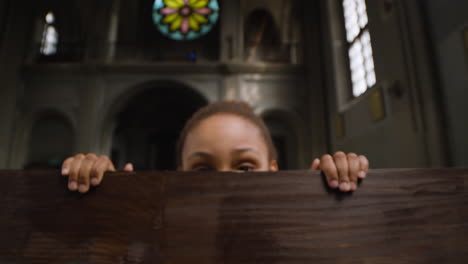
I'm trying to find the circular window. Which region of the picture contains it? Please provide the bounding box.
[152,0,220,41]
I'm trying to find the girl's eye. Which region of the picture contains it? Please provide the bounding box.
[238,165,254,172]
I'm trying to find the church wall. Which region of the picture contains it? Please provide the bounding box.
[9,74,80,168]
[321,0,447,168]
[0,0,10,50]
[423,0,468,167]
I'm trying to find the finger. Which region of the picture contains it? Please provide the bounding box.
[320,154,339,189]
[347,153,359,191]
[123,163,134,172]
[90,155,114,187]
[358,155,369,178]
[61,157,74,176]
[107,157,116,172]
[334,151,351,192]
[309,158,320,171]
[77,153,97,193]
[68,153,85,191]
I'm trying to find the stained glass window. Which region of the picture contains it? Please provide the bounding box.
[342,0,376,97]
[152,0,220,41]
[40,12,59,56]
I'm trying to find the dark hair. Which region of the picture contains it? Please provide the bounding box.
[176,100,277,167]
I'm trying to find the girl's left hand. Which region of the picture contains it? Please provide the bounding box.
[309,151,369,192]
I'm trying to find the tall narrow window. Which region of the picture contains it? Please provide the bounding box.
[342,0,376,97]
[40,12,59,56]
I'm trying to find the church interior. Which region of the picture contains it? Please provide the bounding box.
[0,0,467,170]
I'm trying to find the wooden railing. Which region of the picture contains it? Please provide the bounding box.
[1,169,468,263]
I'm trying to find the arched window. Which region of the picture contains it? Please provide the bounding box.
[342,0,376,97]
[244,9,285,62]
[40,11,59,56]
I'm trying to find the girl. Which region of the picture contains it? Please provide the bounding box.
[61,101,369,193]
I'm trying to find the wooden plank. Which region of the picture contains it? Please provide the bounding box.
[0,169,468,263]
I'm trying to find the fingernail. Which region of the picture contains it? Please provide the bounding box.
[330,180,339,189]
[62,168,69,175]
[78,184,88,193]
[91,178,99,186]
[339,182,351,192]
[68,181,77,190]
[359,171,366,178]
[351,182,357,191]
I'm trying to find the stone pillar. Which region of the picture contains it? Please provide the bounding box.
[303,0,328,160]
[220,0,242,62]
[75,73,104,154]
[83,0,119,63]
[0,0,30,168]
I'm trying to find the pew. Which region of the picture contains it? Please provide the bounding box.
[0,169,468,263]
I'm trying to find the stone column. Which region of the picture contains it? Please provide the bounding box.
[83,0,120,63]
[75,73,104,154]
[220,0,242,62]
[0,0,30,168]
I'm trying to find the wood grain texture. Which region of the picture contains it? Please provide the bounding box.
[0,169,468,263]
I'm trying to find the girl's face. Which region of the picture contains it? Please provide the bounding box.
[181,114,278,172]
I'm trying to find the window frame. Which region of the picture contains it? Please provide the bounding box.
[39,11,59,56]
[338,0,376,99]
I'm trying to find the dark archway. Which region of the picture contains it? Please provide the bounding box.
[25,111,75,169]
[111,84,208,170]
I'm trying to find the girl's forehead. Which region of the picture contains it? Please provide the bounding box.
[193,113,260,135]
[183,113,267,151]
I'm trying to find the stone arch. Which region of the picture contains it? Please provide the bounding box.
[100,80,209,170]
[10,108,76,169]
[260,108,306,169]
[21,109,76,169]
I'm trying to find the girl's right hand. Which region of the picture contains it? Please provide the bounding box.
[61,153,133,193]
